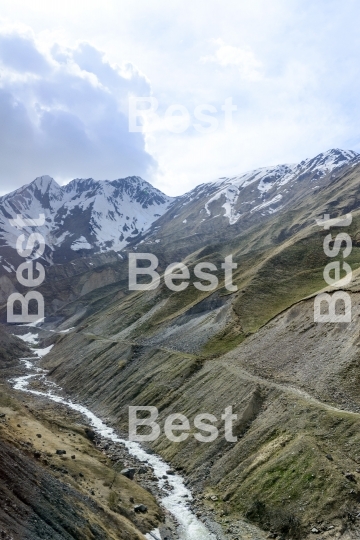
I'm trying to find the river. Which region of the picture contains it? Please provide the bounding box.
[10,337,217,540]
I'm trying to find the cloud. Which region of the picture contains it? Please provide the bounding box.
[201,39,262,81]
[0,32,49,74]
[0,29,155,191]
[1,1,360,198]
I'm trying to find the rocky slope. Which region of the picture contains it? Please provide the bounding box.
[39,293,360,539]
[0,323,32,364]
[0,388,164,539]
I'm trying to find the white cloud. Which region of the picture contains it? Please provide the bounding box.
[0,1,360,197]
[0,28,155,191]
[201,39,262,81]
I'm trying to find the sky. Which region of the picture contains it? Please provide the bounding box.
[0,0,360,196]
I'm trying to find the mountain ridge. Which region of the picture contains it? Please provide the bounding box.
[0,174,174,269]
[0,148,358,275]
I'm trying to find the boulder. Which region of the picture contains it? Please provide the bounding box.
[84,428,96,441]
[134,504,147,513]
[121,468,136,480]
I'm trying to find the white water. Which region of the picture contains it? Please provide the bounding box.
[11,344,217,540]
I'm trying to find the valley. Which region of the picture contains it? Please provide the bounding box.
[2,149,360,538]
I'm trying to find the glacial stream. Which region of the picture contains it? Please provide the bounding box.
[10,337,217,540]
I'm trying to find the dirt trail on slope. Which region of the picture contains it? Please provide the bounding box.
[221,360,360,417]
[80,329,360,419]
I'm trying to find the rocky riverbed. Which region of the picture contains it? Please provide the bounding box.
[9,345,226,539]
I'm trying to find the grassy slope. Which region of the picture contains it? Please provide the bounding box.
[0,385,162,539]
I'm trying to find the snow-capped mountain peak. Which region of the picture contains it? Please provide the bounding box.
[31,175,60,194]
[137,148,360,257]
[0,148,358,274]
[0,175,174,269]
[198,148,360,224]
[299,148,359,172]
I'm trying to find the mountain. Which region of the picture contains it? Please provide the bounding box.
[4,147,360,537]
[0,175,173,271]
[0,149,358,275]
[1,147,360,322]
[1,149,358,276]
[137,148,360,259]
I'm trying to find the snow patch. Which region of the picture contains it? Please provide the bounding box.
[205,186,241,224]
[58,327,75,334]
[251,194,283,213]
[17,333,39,345]
[71,236,92,251]
[34,345,54,358]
